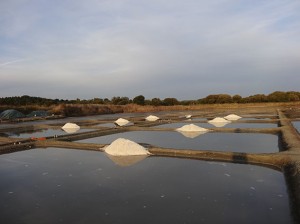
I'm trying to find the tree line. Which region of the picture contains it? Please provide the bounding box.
[1,91,300,106]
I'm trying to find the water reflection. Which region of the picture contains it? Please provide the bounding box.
[0,148,293,223]
[78,131,279,153]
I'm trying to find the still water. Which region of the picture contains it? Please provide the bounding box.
[78,131,279,153]
[2,128,96,138]
[292,121,300,133]
[155,122,277,129]
[0,148,292,224]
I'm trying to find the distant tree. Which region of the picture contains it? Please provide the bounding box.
[163,98,179,106]
[232,95,242,103]
[133,95,145,105]
[267,91,289,102]
[151,98,162,106]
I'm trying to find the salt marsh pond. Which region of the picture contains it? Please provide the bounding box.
[0,110,299,223]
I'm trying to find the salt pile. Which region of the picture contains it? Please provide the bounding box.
[176,124,208,132]
[208,117,231,128]
[145,115,159,121]
[104,138,150,156]
[115,118,130,126]
[61,122,80,133]
[224,114,242,121]
[185,114,192,119]
[176,124,209,138]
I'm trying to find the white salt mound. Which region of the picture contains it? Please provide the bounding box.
[104,138,150,156]
[62,122,80,129]
[62,123,80,133]
[115,118,130,126]
[224,114,242,121]
[185,114,192,119]
[176,124,208,132]
[208,117,231,123]
[145,115,159,121]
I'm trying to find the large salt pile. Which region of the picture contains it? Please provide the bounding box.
[62,122,80,133]
[145,115,159,121]
[176,124,209,138]
[224,114,242,121]
[115,118,130,126]
[208,117,231,127]
[104,138,150,156]
[176,124,209,132]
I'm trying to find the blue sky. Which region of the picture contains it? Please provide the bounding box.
[0,0,299,100]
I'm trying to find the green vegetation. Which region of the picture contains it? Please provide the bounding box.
[1,91,300,108]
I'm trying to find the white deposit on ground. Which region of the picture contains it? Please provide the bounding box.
[104,138,151,156]
[208,117,231,128]
[115,118,130,126]
[145,115,159,121]
[176,124,209,138]
[61,122,80,133]
[185,114,192,119]
[224,114,242,121]
[176,124,209,132]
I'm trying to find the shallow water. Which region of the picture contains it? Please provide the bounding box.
[292,121,300,133]
[3,128,96,138]
[78,131,279,153]
[0,148,292,224]
[155,122,277,129]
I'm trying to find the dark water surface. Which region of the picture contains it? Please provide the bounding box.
[155,122,277,129]
[79,131,279,153]
[3,128,96,138]
[0,148,292,224]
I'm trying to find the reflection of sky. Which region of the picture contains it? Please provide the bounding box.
[78,131,279,153]
[156,122,277,129]
[0,148,291,224]
[292,121,300,133]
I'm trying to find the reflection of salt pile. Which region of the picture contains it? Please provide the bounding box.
[224,114,242,121]
[106,154,148,167]
[115,118,130,126]
[208,117,231,127]
[176,124,209,138]
[145,115,159,121]
[104,138,150,156]
[62,122,80,133]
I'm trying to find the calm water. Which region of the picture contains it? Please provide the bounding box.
[0,148,292,224]
[292,121,300,133]
[78,131,279,153]
[155,122,277,129]
[3,128,96,138]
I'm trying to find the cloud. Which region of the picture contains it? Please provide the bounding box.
[0,0,300,99]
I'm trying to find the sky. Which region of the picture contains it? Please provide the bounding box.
[0,0,300,100]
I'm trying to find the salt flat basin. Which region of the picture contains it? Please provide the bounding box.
[0,147,292,224]
[3,128,96,138]
[78,131,279,153]
[155,122,277,129]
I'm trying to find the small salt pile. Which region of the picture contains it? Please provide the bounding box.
[62,122,80,133]
[176,124,209,138]
[185,114,192,119]
[115,118,130,126]
[208,117,231,128]
[104,138,150,156]
[176,124,209,132]
[145,115,159,121]
[224,114,242,121]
